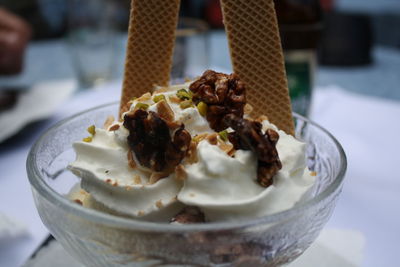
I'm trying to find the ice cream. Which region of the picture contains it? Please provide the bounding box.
[69,70,315,223]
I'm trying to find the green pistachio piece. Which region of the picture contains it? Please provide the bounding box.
[87,125,96,136]
[176,89,192,100]
[153,94,166,103]
[179,99,193,109]
[196,101,208,116]
[135,102,149,110]
[218,130,228,142]
[82,136,93,142]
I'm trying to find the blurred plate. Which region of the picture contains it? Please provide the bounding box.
[0,80,76,143]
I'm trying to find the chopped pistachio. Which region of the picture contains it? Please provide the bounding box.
[153,94,166,103]
[192,135,201,143]
[82,136,93,142]
[135,102,149,110]
[87,125,96,136]
[218,130,228,142]
[176,89,192,100]
[196,101,207,116]
[179,99,193,109]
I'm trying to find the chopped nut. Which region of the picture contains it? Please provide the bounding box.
[218,141,234,155]
[175,164,187,181]
[87,125,96,135]
[170,206,205,224]
[179,99,193,109]
[186,141,198,164]
[192,133,208,143]
[206,133,218,145]
[135,102,149,110]
[136,92,151,102]
[103,115,115,129]
[124,109,191,173]
[127,150,136,169]
[196,101,208,116]
[168,95,181,104]
[133,175,141,185]
[310,171,317,176]
[82,136,92,142]
[244,103,253,115]
[176,88,192,100]
[155,200,163,209]
[153,94,166,103]
[255,115,269,123]
[109,124,120,131]
[218,130,228,142]
[224,114,282,187]
[156,100,174,122]
[189,70,246,131]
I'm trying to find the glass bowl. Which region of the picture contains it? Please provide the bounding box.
[27,102,346,266]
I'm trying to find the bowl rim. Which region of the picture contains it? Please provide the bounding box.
[27,102,347,232]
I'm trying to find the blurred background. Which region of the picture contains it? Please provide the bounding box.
[0,0,399,267]
[1,0,400,117]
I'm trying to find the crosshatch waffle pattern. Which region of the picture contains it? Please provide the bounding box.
[220,0,294,135]
[119,0,181,116]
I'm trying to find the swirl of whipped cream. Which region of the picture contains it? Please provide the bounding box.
[69,127,183,219]
[69,82,315,222]
[178,125,315,221]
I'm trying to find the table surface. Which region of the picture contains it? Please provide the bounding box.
[1,31,400,267]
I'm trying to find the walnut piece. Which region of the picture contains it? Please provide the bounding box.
[123,109,191,174]
[224,114,282,187]
[189,70,246,131]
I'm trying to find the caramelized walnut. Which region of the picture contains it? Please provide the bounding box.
[224,114,282,187]
[170,206,205,224]
[123,109,191,174]
[189,70,246,131]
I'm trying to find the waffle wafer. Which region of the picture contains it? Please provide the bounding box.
[220,0,294,134]
[119,0,181,116]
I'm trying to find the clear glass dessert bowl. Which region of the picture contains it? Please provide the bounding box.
[27,102,346,267]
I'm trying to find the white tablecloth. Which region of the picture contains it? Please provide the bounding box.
[0,82,399,267]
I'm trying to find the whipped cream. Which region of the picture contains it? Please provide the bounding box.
[69,82,315,222]
[178,131,315,221]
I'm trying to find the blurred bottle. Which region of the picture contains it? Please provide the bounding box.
[320,0,335,11]
[275,0,323,118]
[204,0,224,28]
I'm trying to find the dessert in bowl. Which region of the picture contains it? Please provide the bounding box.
[27,71,346,266]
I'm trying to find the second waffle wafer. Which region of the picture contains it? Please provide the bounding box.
[221,0,294,135]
